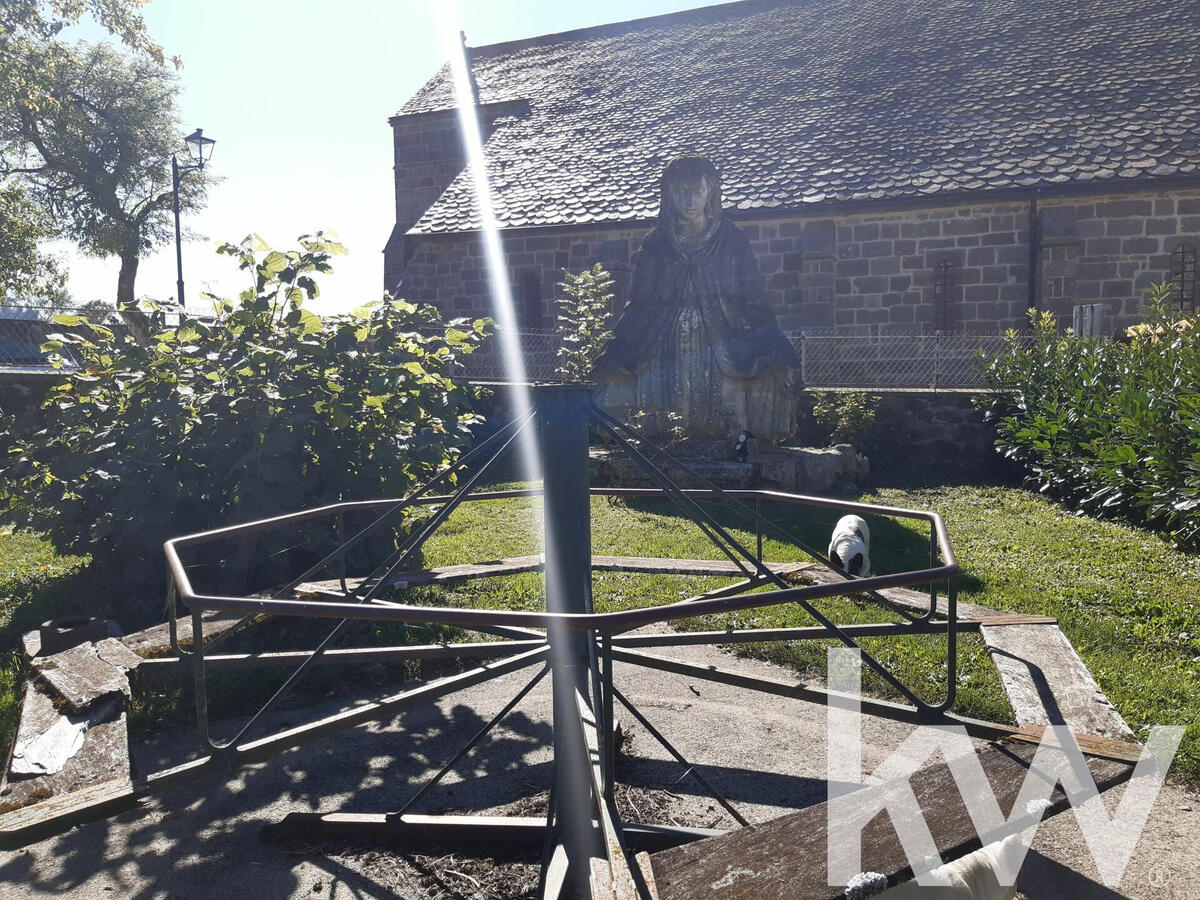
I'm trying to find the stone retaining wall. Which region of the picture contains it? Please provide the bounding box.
[797,389,1011,480]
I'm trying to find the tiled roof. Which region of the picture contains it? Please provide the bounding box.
[398,0,1200,235]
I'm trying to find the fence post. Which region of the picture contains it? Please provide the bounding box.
[932,333,940,392]
[799,332,807,387]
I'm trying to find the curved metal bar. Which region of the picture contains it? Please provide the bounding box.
[166,485,960,716]
[167,486,958,630]
[171,564,957,633]
[166,487,957,570]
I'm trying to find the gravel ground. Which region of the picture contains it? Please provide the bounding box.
[0,637,1196,899]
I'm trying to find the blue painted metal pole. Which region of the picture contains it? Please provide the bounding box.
[537,383,598,894]
[540,383,595,634]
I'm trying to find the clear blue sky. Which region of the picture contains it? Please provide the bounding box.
[58,0,723,313]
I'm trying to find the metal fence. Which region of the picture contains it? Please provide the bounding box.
[456,329,1023,390]
[0,307,80,373]
[790,330,1024,390]
[454,330,561,382]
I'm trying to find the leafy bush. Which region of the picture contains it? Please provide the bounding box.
[1,233,489,614]
[975,285,1200,548]
[555,264,613,381]
[810,391,882,451]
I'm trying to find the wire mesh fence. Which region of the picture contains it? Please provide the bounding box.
[453,330,562,382]
[789,330,1026,390]
[455,329,1024,390]
[0,307,81,373]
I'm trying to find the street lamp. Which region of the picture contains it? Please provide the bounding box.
[172,128,216,306]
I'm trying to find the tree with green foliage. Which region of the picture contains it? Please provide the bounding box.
[1,233,491,614]
[0,182,65,304]
[1,42,207,310]
[1,1,164,305]
[554,264,614,382]
[0,0,158,52]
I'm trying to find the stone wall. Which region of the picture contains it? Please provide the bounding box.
[746,203,1030,332]
[398,225,649,328]
[1039,192,1200,324]
[384,101,529,291]
[796,389,1011,480]
[395,187,1200,335]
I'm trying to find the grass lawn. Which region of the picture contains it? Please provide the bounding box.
[2,479,1197,786]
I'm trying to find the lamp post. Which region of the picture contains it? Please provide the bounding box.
[172,128,216,306]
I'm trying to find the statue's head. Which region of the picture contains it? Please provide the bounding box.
[660,156,722,235]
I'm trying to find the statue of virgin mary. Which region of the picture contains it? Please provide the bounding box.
[594,156,797,443]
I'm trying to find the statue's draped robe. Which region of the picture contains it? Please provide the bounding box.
[597,219,797,441]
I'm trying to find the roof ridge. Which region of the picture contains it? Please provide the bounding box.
[465,0,797,58]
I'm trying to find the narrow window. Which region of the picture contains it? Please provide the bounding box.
[519,271,544,331]
[1171,243,1197,311]
[933,259,957,332]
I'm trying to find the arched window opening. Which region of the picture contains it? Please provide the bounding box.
[933,258,957,332]
[1171,243,1197,311]
[519,271,544,331]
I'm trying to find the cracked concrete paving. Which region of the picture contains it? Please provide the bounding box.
[0,638,1196,899]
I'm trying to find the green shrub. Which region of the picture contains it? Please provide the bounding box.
[555,263,614,382]
[1,233,489,615]
[810,391,882,451]
[975,285,1200,548]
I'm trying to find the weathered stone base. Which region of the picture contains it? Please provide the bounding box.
[589,444,867,494]
[756,444,868,494]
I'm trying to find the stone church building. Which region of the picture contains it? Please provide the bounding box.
[384,0,1200,337]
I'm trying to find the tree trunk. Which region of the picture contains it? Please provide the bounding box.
[115,249,151,344]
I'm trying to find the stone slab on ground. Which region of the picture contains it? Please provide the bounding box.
[590,449,761,489]
[119,609,246,658]
[3,638,142,814]
[755,443,868,493]
[981,621,1137,743]
[1,683,129,812]
[19,620,123,661]
[32,639,141,712]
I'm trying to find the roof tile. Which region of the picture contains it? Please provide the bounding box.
[398,0,1200,234]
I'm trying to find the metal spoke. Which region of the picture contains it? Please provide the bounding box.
[594,405,928,622]
[395,664,549,816]
[611,684,748,827]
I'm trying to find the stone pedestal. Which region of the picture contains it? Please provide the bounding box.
[755,444,868,494]
[589,444,867,494]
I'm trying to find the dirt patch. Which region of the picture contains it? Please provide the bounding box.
[280,784,706,900]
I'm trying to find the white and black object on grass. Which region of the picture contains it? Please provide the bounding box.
[828,514,871,577]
